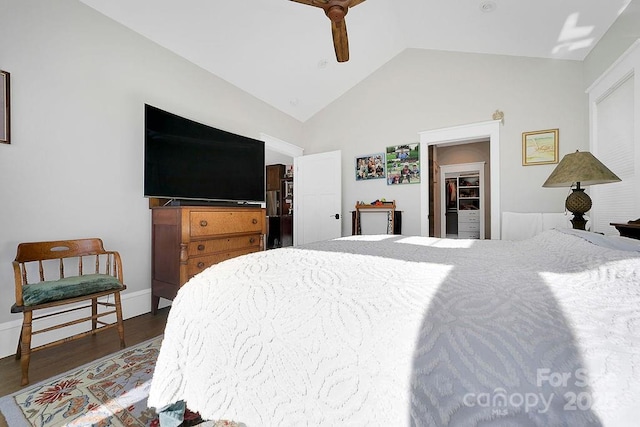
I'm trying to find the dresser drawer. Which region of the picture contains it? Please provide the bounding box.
[458,230,480,239]
[458,210,480,222]
[458,222,480,232]
[187,234,262,256]
[186,247,260,278]
[190,210,264,237]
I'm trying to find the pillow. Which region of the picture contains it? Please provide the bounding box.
[556,228,640,252]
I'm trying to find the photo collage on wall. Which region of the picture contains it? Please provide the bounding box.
[355,144,420,185]
[355,153,385,180]
[385,143,420,185]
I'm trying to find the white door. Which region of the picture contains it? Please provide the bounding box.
[294,150,342,245]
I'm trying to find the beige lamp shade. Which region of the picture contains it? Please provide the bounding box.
[542,150,621,188]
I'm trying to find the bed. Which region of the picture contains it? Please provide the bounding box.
[148,229,640,426]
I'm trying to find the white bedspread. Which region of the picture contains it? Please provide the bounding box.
[148,230,640,426]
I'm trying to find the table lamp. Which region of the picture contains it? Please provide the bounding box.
[542,150,621,230]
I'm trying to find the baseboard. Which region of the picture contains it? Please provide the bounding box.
[0,289,169,359]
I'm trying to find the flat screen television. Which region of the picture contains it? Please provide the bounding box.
[144,104,265,204]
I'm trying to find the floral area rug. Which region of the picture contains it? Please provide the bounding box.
[0,336,239,427]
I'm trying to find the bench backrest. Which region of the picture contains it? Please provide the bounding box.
[13,238,123,285]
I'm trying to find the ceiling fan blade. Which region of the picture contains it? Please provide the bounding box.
[289,0,328,8]
[349,0,367,7]
[331,19,349,62]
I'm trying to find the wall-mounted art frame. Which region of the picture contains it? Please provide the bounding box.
[284,179,293,198]
[385,143,420,184]
[0,70,9,144]
[355,153,385,180]
[522,128,558,165]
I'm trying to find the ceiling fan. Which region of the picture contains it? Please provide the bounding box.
[290,0,366,63]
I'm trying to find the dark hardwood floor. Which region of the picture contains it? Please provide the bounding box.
[0,308,170,426]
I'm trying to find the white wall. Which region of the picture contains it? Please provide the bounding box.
[583,0,640,88]
[301,48,587,236]
[0,0,303,349]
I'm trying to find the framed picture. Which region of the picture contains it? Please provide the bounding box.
[284,179,293,197]
[522,128,558,165]
[0,70,9,144]
[355,153,385,180]
[385,143,420,185]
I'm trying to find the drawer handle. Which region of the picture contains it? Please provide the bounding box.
[249,237,256,244]
[197,244,205,251]
[252,218,258,224]
[200,220,208,227]
[197,262,205,269]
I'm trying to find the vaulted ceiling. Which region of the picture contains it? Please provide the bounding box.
[79,0,631,122]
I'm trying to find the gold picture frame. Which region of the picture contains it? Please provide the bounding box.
[0,70,9,144]
[522,128,558,165]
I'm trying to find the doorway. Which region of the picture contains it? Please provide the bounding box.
[418,120,501,239]
[261,133,343,246]
[440,161,486,239]
[261,133,302,248]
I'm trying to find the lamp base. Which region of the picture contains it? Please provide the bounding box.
[570,215,588,230]
[565,188,592,231]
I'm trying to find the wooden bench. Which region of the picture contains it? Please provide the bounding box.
[11,238,126,385]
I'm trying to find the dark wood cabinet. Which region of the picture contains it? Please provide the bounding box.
[266,164,293,249]
[151,206,266,313]
[280,214,293,247]
[266,164,285,191]
[610,220,640,240]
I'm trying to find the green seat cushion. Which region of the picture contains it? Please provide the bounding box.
[22,274,123,307]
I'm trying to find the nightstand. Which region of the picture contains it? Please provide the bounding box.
[610,220,640,241]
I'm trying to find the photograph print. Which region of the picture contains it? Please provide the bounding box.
[355,153,385,180]
[386,143,420,185]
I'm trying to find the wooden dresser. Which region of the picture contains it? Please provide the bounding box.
[151,206,266,314]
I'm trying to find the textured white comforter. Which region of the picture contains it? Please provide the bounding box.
[148,230,640,426]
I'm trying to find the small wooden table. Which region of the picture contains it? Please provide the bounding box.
[610,220,640,241]
[353,201,397,235]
